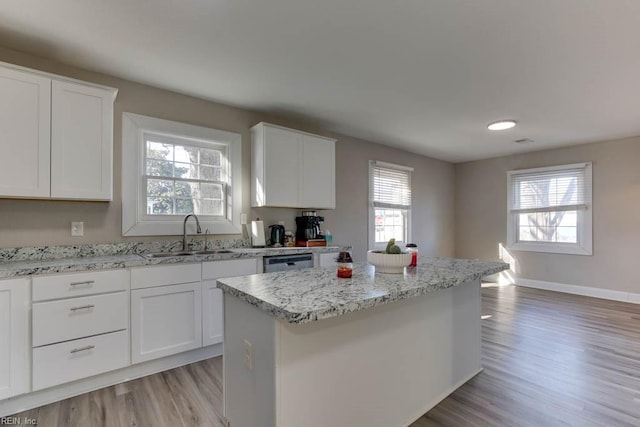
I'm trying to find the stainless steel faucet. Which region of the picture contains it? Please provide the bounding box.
[182,214,202,251]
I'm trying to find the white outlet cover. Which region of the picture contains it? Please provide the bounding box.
[71,222,84,237]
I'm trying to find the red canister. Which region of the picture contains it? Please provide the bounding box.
[406,243,418,267]
[336,252,353,278]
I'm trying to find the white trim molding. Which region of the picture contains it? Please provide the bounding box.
[506,162,593,256]
[368,160,413,250]
[122,113,242,236]
[516,278,640,304]
[0,344,221,418]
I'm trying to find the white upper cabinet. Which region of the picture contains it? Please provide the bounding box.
[0,66,51,198]
[300,133,335,209]
[0,62,117,200]
[251,122,336,209]
[51,80,114,200]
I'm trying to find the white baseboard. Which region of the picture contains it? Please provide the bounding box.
[516,278,640,304]
[0,344,222,417]
[484,271,516,285]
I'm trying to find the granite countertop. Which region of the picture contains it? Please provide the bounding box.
[0,243,346,278]
[217,257,509,324]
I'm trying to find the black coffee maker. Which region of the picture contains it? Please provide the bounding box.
[295,211,324,246]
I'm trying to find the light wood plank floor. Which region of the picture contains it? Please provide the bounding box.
[12,285,640,426]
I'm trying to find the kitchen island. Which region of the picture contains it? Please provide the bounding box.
[217,257,509,427]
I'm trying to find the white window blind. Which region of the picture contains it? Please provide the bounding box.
[510,164,590,214]
[372,162,412,209]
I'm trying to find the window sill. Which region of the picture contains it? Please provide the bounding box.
[507,242,592,256]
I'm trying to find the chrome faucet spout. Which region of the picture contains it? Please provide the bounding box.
[182,214,202,251]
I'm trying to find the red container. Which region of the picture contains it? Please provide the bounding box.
[406,244,418,267]
[336,251,353,278]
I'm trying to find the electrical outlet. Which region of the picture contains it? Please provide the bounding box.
[240,213,247,225]
[71,222,84,237]
[244,339,254,371]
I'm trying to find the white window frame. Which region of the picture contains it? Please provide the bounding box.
[122,113,242,236]
[506,162,592,255]
[368,160,413,250]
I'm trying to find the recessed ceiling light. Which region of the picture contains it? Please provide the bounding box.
[487,120,517,131]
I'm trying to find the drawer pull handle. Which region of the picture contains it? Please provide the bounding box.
[70,345,95,354]
[69,280,95,287]
[70,304,95,311]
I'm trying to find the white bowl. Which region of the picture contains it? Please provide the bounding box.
[367,250,412,274]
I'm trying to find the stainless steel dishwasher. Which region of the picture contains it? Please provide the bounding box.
[263,253,314,273]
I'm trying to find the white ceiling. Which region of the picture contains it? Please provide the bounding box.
[1,0,640,163]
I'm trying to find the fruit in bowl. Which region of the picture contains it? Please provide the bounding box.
[367,239,412,274]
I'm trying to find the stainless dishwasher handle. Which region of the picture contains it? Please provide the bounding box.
[70,304,95,311]
[69,280,95,286]
[70,345,95,354]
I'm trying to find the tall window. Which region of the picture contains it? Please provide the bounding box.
[507,163,592,255]
[122,113,242,236]
[369,161,413,249]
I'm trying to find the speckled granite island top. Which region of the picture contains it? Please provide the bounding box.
[217,257,509,324]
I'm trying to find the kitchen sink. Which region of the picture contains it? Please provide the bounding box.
[144,252,193,258]
[191,250,233,255]
[144,250,232,258]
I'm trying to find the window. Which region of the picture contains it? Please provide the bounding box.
[122,113,242,236]
[144,134,226,216]
[369,161,413,249]
[507,163,592,255]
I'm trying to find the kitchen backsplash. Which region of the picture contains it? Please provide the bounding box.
[0,239,251,263]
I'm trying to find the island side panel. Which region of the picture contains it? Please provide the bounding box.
[275,278,482,427]
[223,293,277,427]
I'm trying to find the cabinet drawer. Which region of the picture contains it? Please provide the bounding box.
[131,263,201,290]
[32,330,129,391]
[32,269,127,301]
[32,291,127,347]
[202,258,259,280]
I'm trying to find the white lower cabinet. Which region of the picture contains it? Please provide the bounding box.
[131,282,202,364]
[316,252,340,268]
[202,259,259,347]
[32,291,128,347]
[0,278,30,400]
[31,269,130,391]
[202,282,224,347]
[32,330,129,391]
[0,258,263,410]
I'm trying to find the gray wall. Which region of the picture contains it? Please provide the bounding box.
[0,46,455,262]
[455,136,640,293]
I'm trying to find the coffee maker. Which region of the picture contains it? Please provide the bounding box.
[295,211,325,246]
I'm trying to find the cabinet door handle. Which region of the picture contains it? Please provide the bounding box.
[70,304,95,311]
[70,345,95,354]
[69,280,95,287]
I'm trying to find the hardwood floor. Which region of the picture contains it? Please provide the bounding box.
[12,358,225,427]
[12,284,640,426]
[415,284,640,427]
